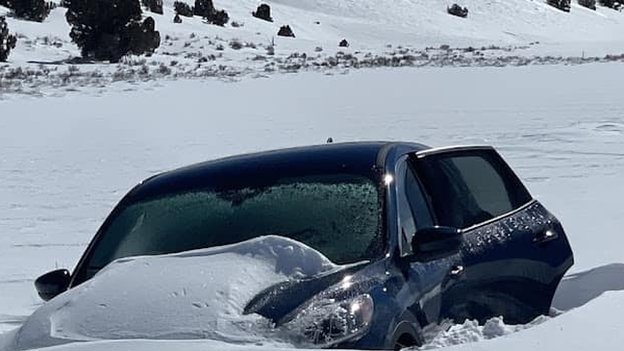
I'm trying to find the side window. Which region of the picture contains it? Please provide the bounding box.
[415,149,532,229]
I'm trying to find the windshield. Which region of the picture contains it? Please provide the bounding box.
[82,174,382,281]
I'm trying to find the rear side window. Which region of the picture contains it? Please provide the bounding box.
[414,149,532,229]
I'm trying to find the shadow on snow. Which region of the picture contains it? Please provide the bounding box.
[552,263,624,311]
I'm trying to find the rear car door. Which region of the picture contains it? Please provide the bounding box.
[411,146,574,324]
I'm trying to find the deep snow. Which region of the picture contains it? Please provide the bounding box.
[3,236,338,350]
[1,62,624,350]
[1,0,624,350]
[1,1,624,96]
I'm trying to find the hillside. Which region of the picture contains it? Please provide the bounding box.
[1,1,623,97]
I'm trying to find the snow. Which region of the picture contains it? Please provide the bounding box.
[1,62,623,350]
[4,236,335,350]
[2,1,624,96]
[1,0,624,350]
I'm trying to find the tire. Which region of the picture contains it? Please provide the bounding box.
[390,321,424,350]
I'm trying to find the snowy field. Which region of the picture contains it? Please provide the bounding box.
[1,0,624,350]
[1,61,624,350]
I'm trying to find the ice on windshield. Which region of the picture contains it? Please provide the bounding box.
[87,175,382,277]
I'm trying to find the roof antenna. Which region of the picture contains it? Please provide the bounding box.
[326,137,334,144]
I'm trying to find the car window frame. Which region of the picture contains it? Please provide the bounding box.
[412,146,535,232]
[394,155,435,257]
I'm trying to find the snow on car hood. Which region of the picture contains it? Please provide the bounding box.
[7,236,339,351]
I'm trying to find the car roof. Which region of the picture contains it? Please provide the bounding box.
[127,141,430,202]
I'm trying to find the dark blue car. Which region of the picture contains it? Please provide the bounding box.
[35,142,574,349]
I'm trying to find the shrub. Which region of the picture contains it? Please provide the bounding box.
[124,16,161,56]
[229,38,242,50]
[193,0,212,17]
[141,0,163,14]
[193,0,230,26]
[339,39,349,47]
[66,0,160,62]
[174,1,193,17]
[252,4,273,22]
[579,0,597,9]
[206,9,228,26]
[277,25,295,37]
[12,0,51,22]
[547,0,571,11]
[599,0,623,9]
[173,14,182,23]
[193,0,228,26]
[0,16,17,62]
[447,4,468,18]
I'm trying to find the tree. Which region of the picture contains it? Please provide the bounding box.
[142,0,163,15]
[252,4,273,22]
[277,25,295,37]
[174,1,193,17]
[0,16,17,62]
[194,0,228,26]
[579,0,597,10]
[193,0,213,17]
[599,0,623,9]
[206,9,228,26]
[12,0,51,22]
[547,0,571,12]
[66,0,160,62]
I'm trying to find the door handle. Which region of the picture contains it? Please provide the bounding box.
[449,265,464,278]
[533,229,559,245]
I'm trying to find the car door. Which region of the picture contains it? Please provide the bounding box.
[411,146,574,324]
[393,156,460,329]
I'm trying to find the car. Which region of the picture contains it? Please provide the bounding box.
[19,142,574,350]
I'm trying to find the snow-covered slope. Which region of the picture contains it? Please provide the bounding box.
[1,1,624,97]
[1,62,624,350]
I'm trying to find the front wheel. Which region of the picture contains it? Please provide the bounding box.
[390,321,424,350]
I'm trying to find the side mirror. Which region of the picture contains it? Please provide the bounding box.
[411,226,462,262]
[35,269,71,301]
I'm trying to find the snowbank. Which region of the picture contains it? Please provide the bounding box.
[1,56,624,350]
[5,236,337,351]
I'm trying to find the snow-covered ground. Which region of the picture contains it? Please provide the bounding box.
[1,1,624,96]
[1,61,624,350]
[1,0,624,350]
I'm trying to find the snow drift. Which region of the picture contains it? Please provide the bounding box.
[2,236,339,351]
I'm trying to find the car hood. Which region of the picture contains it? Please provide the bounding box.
[5,236,355,351]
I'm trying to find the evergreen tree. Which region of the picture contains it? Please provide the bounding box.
[579,0,597,10]
[12,0,51,22]
[252,4,273,22]
[66,0,160,62]
[547,0,571,12]
[174,1,193,17]
[194,0,228,26]
[193,0,213,17]
[0,16,17,62]
[599,0,623,9]
[142,0,163,15]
